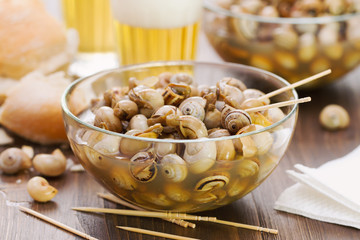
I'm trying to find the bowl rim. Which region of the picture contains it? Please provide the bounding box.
[204,0,360,24]
[61,61,298,143]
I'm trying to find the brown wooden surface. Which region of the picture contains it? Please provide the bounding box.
[1,35,360,240]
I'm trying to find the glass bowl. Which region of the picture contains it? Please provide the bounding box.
[61,61,298,213]
[203,0,360,88]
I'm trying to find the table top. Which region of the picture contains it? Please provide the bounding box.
[1,33,360,240]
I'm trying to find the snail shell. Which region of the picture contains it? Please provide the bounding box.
[251,125,274,155]
[164,184,191,202]
[162,83,191,106]
[183,140,216,174]
[221,105,252,134]
[154,141,177,158]
[219,77,247,91]
[110,167,137,191]
[113,99,138,120]
[194,174,230,192]
[218,84,245,109]
[193,192,217,204]
[209,129,235,161]
[103,87,128,107]
[266,107,285,123]
[129,151,157,182]
[170,73,193,85]
[93,135,121,155]
[147,105,182,127]
[237,158,260,178]
[129,114,148,131]
[179,97,206,121]
[243,89,269,103]
[129,88,164,117]
[159,154,187,183]
[227,178,249,197]
[249,112,273,127]
[204,106,222,129]
[119,130,152,156]
[94,106,123,132]
[179,115,208,139]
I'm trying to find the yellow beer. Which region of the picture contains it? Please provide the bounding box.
[62,0,115,52]
[110,0,202,65]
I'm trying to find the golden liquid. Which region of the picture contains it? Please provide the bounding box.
[113,21,200,65]
[62,0,115,52]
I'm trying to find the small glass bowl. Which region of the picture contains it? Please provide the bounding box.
[61,61,298,213]
[203,0,360,88]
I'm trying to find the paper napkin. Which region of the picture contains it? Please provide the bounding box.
[274,145,360,229]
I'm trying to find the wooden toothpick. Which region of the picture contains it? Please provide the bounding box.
[211,219,278,235]
[117,226,200,240]
[72,207,216,222]
[97,193,196,228]
[258,69,331,101]
[19,206,98,240]
[245,97,311,113]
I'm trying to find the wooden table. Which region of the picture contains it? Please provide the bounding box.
[1,34,360,240]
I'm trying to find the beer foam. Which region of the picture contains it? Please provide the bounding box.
[110,0,202,28]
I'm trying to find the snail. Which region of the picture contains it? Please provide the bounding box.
[194,173,230,192]
[217,83,245,109]
[113,99,139,120]
[119,129,153,156]
[164,184,191,202]
[33,149,67,177]
[129,151,157,182]
[209,129,236,161]
[236,158,260,178]
[128,88,164,117]
[129,114,148,131]
[179,97,206,121]
[162,83,191,106]
[27,176,58,202]
[221,105,252,134]
[94,106,123,132]
[158,154,187,182]
[110,167,137,191]
[179,115,208,139]
[103,86,128,107]
[154,140,177,158]
[147,105,182,128]
[204,104,222,129]
[183,139,216,174]
[0,147,32,174]
[170,73,194,86]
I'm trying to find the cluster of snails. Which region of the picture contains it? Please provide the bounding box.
[75,71,290,211]
[205,0,360,86]
[0,147,67,202]
[90,72,284,138]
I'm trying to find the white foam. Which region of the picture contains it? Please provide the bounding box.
[110,0,203,29]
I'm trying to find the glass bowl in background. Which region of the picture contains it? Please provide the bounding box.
[203,0,360,88]
[62,61,298,213]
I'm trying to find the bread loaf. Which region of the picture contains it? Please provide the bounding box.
[0,0,72,79]
[0,72,70,144]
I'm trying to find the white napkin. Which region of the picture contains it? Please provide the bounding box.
[274,145,360,229]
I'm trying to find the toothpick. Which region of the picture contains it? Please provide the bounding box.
[97,193,196,228]
[211,219,278,235]
[72,207,216,221]
[245,97,311,113]
[18,206,98,240]
[258,69,331,101]
[117,226,200,240]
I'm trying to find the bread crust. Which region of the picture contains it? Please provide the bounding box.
[0,72,70,144]
[0,0,67,79]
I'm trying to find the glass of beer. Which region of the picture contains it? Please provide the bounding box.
[110,0,203,65]
[62,0,115,52]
